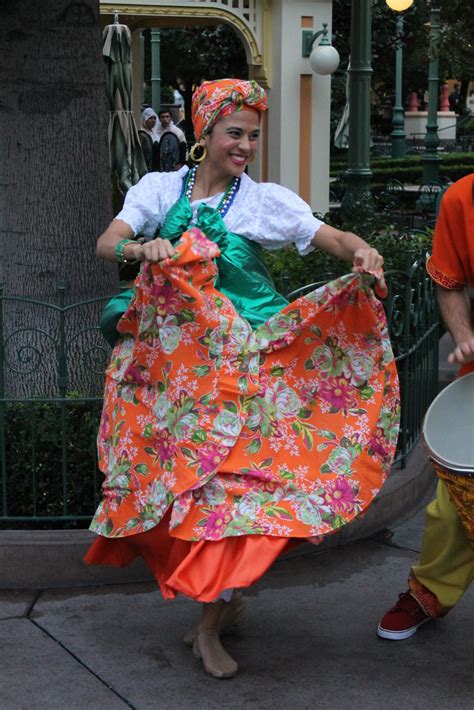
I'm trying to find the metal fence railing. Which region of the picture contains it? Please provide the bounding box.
[0,285,112,524]
[0,259,439,525]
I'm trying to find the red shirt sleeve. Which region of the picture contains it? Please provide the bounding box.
[426,175,474,289]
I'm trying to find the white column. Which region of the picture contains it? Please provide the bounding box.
[267,0,333,214]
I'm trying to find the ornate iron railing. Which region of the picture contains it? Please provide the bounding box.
[0,285,112,524]
[0,259,438,524]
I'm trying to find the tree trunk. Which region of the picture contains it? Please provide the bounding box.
[0,0,118,397]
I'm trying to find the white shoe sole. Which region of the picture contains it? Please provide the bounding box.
[377,617,431,640]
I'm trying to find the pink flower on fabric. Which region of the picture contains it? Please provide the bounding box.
[368,427,391,460]
[189,227,214,251]
[150,282,183,317]
[326,286,355,311]
[155,428,177,463]
[300,385,316,404]
[318,376,358,412]
[122,363,147,384]
[197,443,230,475]
[324,477,356,514]
[204,506,232,539]
[261,480,281,494]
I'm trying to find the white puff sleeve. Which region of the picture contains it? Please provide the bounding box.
[115,173,166,238]
[254,183,324,256]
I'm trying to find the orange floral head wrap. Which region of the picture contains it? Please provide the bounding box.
[191,78,268,141]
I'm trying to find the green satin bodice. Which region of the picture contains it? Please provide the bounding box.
[101,195,288,346]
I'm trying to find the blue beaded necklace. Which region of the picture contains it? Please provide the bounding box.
[181,165,240,218]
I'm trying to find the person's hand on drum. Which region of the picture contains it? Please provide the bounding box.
[448,336,474,365]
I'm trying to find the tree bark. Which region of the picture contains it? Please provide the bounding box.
[0,0,118,396]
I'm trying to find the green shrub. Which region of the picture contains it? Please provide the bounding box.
[1,400,103,528]
[264,215,433,296]
[161,84,175,104]
[331,153,473,185]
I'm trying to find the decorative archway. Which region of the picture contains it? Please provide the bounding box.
[99,1,334,214]
[100,1,268,81]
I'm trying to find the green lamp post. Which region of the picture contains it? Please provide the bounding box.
[341,0,373,219]
[385,0,414,158]
[422,4,441,183]
[151,28,161,113]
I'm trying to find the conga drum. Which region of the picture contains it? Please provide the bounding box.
[422,372,474,539]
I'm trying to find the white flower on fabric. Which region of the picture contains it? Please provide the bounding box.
[245,399,265,429]
[159,323,182,354]
[172,413,198,441]
[148,479,169,513]
[153,393,173,428]
[236,493,261,518]
[264,381,301,419]
[325,446,354,475]
[213,409,242,446]
[296,500,322,527]
[345,349,375,385]
[295,490,329,526]
[202,479,227,506]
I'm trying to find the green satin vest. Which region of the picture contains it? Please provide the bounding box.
[101,195,288,346]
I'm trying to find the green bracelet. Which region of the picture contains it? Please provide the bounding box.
[115,239,135,263]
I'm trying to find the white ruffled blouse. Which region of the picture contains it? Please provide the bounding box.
[115,166,323,256]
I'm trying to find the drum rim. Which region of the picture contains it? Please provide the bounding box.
[422,372,474,475]
[422,435,474,475]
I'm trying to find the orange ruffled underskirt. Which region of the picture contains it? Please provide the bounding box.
[85,510,300,602]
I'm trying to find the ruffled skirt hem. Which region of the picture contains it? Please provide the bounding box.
[84,513,300,602]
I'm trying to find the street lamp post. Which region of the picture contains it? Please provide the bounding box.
[151,28,161,114]
[341,0,373,219]
[385,0,414,158]
[140,32,145,107]
[422,5,441,183]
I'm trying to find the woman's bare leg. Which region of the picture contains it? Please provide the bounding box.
[192,601,238,679]
[183,591,247,647]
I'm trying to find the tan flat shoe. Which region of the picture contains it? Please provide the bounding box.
[183,593,247,647]
[192,630,238,679]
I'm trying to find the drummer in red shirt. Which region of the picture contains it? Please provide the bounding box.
[377,173,474,640]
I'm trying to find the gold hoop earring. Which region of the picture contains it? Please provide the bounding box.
[248,154,256,164]
[189,143,207,163]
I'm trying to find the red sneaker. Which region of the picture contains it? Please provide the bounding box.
[377,592,432,640]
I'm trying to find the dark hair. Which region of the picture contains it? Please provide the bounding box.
[159,109,171,118]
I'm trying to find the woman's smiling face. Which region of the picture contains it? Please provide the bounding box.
[202,110,261,178]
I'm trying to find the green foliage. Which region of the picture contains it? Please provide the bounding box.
[263,216,433,297]
[331,152,474,172]
[159,24,247,86]
[1,401,102,528]
[161,84,175,104]
[332,0,474,136]
[330,154,473,187]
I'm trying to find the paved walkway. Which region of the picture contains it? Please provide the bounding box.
[1,501,473,709]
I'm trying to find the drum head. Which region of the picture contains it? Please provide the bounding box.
[422,372,474,473]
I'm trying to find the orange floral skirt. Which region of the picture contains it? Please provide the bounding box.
[85,230,400,601]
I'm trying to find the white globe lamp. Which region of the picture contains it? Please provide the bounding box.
[302,22,340,76]
[309,44,340,75]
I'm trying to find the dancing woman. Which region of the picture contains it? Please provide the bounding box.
[86,79,400,679]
